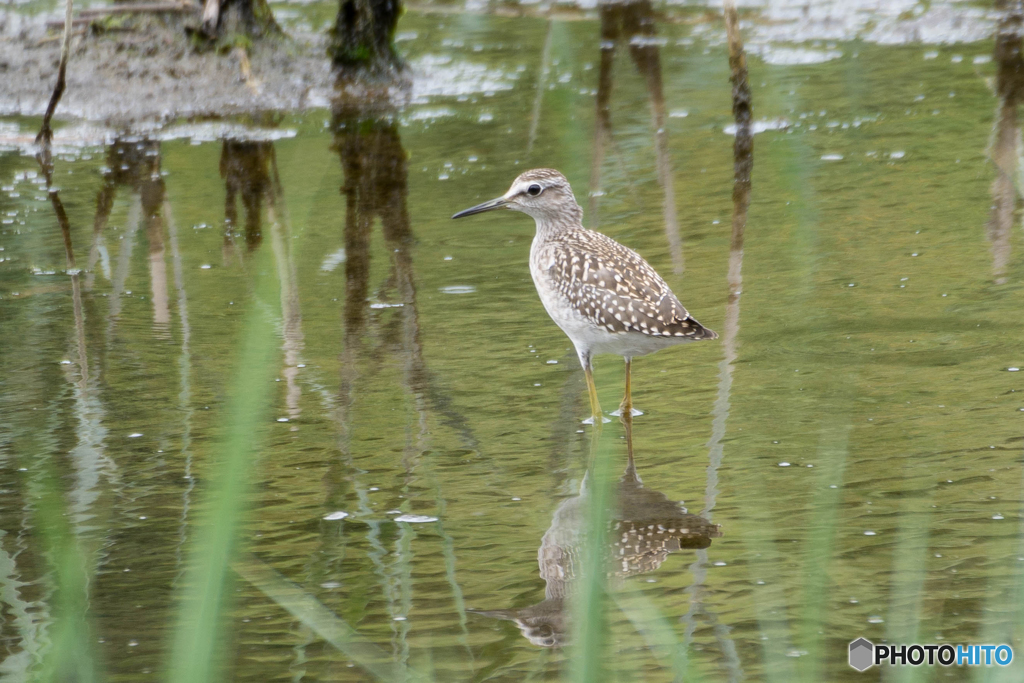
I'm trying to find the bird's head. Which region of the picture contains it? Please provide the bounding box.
[452,168,582,223]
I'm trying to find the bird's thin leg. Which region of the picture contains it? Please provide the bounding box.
[582,351,602,424]
[620,356,632,416]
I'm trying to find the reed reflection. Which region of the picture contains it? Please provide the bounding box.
[331,101,473,442]
[40,148,118,541]
[590,0,682,274]
[219,134,306,419]
[474,416,722,647]
[326,105,419,639]
[221,138,275,255]
[988,1,1024,284]
[680,8,750,680]
[313,100,475,667]
[332,102,417,432]
[24,138,116,682]
[703,0,752,520]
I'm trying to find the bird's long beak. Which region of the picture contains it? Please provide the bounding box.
[451,196,507,219]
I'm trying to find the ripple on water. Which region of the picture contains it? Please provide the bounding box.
[319,248,346,271]
[723,118,790,135]
[2,7,1021,677]
[410,55,518,104]
[751,46,843,66]
[394,514,438,523]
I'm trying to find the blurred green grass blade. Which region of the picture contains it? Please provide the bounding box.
[34,483,99,683]
[233,556,430,683]
[167,250,280,683]
[614,589,701,683]
[797,422,850,681]
[568,427,616,683]
[886,491,934,683]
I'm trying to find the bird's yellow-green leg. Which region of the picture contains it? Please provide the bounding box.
[585,364,602,425]
[620,356,633,416]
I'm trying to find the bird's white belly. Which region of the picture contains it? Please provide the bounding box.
[530,257,682,358]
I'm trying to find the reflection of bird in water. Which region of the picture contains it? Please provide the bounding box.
[472,447,721,647]
[453,169,716,423]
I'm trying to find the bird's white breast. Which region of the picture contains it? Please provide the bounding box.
[529,237,680,358]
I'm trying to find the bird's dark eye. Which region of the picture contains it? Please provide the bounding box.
[527,184,542,196]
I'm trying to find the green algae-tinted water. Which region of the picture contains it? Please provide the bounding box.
[2,4,1024,681]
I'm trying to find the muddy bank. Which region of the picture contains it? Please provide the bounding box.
[0,0,1001,128]
[0,10,342,124]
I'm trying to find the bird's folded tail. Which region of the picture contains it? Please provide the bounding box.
[667,315,718,340]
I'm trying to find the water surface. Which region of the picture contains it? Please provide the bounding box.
[1,3,1024,681]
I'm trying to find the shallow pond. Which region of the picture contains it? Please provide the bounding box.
[2,2,1024,681]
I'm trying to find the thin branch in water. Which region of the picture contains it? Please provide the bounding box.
[36,0,74,169]
[724,0,753,179]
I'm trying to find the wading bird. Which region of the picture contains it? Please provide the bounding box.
[453,169,716,423]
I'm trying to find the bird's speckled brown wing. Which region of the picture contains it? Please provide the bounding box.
[536,228,717,339]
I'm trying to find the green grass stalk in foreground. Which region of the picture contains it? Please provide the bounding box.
[234,556,429,682]
[569,424,617,683]
[166,250,281,683]
[614,589,702,682]
[797,421,850,681]
[34,477,99,683]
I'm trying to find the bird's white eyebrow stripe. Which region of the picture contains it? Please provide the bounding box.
[504,181,532,199]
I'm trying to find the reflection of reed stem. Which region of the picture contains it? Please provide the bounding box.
[589,6,642,228]
[0,541,45,677]
[621,0,683,274]
[267,149,306,421]
[165,199,196,580]
[589,19,614,227]
[85,179,114,291]
[37,155,110,683]
[703,0,752,524]
[147,197,171,335]
[641,62,683,275]
[684,5,751,680]
[106,196,141,332]
[528,17,554,155]
[53,172,114,544]
[48,166,92,424]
